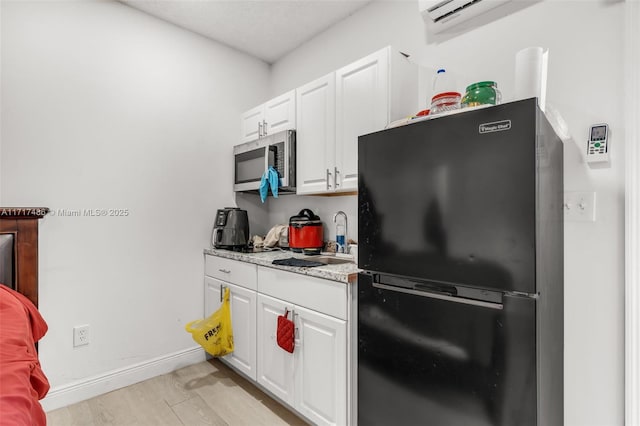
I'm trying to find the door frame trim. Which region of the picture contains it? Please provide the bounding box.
[625,1,639,424]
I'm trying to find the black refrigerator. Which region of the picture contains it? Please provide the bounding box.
[357,98,563,426]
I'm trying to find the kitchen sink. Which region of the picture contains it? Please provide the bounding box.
[306,255,355,265]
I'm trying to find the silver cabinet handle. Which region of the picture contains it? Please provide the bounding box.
[219,285,227,302]
[326,169,332,190]
[258,121,263,138]
[263,119,268,135]
[218,268,231,274]
[334,166,339,188]
[293,311,299,341]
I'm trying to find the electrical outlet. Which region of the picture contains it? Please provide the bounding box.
[564,191,596,222]
[73,325,90,347]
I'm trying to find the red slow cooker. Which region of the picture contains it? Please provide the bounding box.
[288,209,324,255]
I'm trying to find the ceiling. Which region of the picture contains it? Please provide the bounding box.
[118,0,374,64]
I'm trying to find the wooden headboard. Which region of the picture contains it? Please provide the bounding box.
[0,208,49,307]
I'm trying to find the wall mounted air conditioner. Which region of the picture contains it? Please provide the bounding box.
[419,0,512,33]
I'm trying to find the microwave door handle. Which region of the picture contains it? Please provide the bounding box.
[269,145,277,169]
[265,144,276,172]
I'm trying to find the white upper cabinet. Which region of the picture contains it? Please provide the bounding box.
[296,73,336,194]
[296,46,418,195]
[241,90,296,143]
[264,91,296,136]
[239,46,417,195]
[335,48,389,192]
[241,104,265,144]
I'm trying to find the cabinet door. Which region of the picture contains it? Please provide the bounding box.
[241,105,265,143]
[257,294,295,405]
[204,276,223,315]
[294,305,347,426]
[295,73,336,195]
[204,277,257,381]
[335,47,389,191]
[264,90,296,136]
[225,282,257,380]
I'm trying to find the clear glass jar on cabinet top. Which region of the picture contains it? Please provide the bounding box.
[461,81,502,108]
[430,92,461,114]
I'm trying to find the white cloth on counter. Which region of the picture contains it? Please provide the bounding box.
[263,224,288,248]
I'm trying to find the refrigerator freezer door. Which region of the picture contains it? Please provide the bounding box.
[357,273,536,426]
[358,99,538,294]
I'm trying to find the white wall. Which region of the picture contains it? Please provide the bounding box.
[270,1,626,425]
[0,0,270,408]
[0,0,627,422]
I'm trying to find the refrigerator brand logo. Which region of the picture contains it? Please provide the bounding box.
[479,120,512,134]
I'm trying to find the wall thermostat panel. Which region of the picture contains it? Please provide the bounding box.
[586,123,610,165]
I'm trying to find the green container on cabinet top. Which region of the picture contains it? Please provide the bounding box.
[461,81,502,108]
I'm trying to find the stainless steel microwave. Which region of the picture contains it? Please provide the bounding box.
[233,130,296,193]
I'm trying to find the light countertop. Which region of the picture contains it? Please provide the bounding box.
[204,248,360,284]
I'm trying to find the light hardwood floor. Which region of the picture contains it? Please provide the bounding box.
[46,359,308,426]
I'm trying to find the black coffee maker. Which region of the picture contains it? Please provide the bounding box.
[212,207,250,249]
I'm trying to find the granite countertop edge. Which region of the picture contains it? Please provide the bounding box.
[204,248,360,284]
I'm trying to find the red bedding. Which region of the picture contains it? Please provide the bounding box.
[0,285,49,426]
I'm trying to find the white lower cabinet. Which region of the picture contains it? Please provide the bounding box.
[257,293,347,426]
[205,277,257,381]
[257,294,295,404]
[204,256,349,425]
[294,304,347,426]
[204,256,257,382]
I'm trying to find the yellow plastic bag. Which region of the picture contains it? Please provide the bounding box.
[185,287,234,357]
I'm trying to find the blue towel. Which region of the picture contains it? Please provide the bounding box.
[260,166,281,203]
[259,171,269,202]
[268,166,280,198]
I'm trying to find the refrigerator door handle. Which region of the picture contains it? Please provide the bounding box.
[372,282,503,310]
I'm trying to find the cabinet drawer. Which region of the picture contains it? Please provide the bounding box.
[257,266,347,320]
[205,255,257,291]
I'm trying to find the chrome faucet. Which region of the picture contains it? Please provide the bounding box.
[333,211,348,254]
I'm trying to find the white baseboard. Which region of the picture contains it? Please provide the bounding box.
[41,346,206,412]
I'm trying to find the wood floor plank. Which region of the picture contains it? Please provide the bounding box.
[170,394,229,426]
[86,387,139,425]
[46,406,72,425]
[46,360,307,426]
[200,359,307,426]
[128,373,192,409]
[121,384,183,426]
[48,400,94,425]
